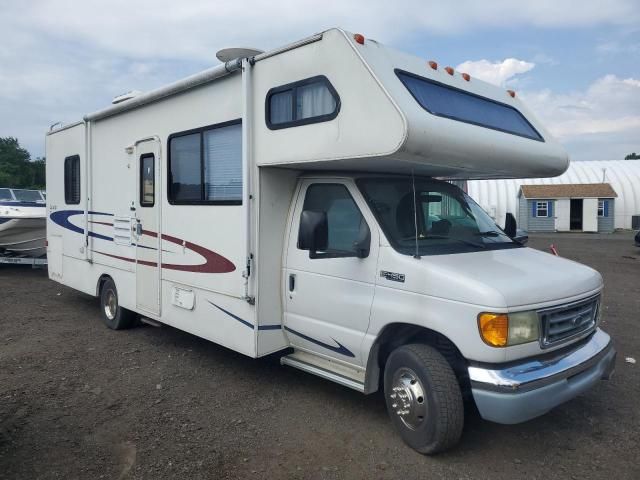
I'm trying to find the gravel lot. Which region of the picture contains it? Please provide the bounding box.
[1,232,638,479]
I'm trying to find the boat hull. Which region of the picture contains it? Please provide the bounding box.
[0,217,46,257]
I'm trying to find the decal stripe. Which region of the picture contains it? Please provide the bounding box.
[207,301,282,331]
[208,301,254,329]
[257,324,284,331]
[50,209,236,273]
[283,326,355,358]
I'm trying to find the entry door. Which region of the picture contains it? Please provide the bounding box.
[583,198,598,232]
[283,180,378,366]
[135,139,161,315]
[555,199,570,231]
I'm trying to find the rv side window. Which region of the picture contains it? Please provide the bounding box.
[168,120,242,205]
[140,154,155,207]
[395,69,544,142]
[266,76,340,130]
[64,155,81,205]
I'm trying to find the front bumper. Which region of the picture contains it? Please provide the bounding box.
[469,328,616,424]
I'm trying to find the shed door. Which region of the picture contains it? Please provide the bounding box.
[135,139,161,316]
[583,198,598,232]
[555,199,570,231]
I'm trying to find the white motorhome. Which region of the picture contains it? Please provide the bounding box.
[46,29,616,453]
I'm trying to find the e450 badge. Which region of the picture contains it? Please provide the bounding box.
[380,270,405,283]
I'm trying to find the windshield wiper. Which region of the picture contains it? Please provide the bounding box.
[474,230,506,237]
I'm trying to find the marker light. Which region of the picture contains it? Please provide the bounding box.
[461,72,471,81]
[478,313,508,347]
[428,60,438,70]
[507,89,516,98]
[354,33,365,45]
[445,66,454,75]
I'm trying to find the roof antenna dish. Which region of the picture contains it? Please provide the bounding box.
[216,47,264,63]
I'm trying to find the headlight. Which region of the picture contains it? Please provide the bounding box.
[478,310,540,347]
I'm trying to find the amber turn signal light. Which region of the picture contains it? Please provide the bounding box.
[478,313,508,347]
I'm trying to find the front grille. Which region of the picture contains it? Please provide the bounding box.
[540,295,599,348]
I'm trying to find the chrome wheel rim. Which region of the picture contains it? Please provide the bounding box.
[389,367,427,430]
[104,289,117,320]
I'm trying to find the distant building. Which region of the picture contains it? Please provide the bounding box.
[467,160,640,231]
[518,183,616,233]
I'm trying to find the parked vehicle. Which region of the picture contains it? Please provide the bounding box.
[635,230,639,246]
[45,29,616,454]
[0,188,47,257]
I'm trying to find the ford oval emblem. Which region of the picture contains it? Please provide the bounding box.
[573,315,583,326]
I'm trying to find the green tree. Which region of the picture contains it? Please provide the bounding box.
[0,137,45,189]
[624,152,640,160]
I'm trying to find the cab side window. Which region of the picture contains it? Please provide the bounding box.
[300,184,369,258]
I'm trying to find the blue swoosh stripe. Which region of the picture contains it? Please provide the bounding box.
[50,209,163,251]
[207,301,282,331]
[208,301,254,329]
[284,326,355,358]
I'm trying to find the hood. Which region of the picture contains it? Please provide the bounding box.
[385,246,603,309]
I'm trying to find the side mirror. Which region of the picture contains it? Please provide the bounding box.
[504,212,517,238]
[353,221,371,259]
[298,210,328,257]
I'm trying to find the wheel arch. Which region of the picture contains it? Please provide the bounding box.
[363,323,469,395]
[96,273,112,297]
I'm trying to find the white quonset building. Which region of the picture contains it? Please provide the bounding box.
[467,160,640,231]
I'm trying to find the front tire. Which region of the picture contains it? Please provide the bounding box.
[384,344,464,454]
[100,278,137,330]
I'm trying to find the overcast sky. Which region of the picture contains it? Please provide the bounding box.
[1,0,638,160]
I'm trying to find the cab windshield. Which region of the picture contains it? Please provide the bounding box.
[357,177,521,256]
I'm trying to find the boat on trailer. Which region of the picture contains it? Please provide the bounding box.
[0,188,47,257]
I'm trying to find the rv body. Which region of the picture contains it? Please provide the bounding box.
[46,29,615,453]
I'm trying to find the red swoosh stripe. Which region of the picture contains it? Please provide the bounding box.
[94,229,236,274]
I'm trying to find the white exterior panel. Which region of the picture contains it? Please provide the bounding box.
[555,199,571,232]
[583,198,599,232]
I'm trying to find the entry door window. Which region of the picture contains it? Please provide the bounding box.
[140,154,155,207]
[301,184,368,257]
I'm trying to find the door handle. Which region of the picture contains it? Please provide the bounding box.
[288,274,296,292]
[135,221,143,236]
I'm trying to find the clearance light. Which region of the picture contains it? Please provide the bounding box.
[478,311,540,348]
[507,89,516,98]
[444,66,454,75]
[428,60,438,70]
[354,33,365,45]
[461,72,471,81]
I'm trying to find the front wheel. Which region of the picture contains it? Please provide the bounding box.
[100,278,137,330]
[384,344,464,454]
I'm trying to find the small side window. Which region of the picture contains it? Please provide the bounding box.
[140,154,155,207]
[266,76,340,130]
[64,155,80,205]
[535,201,549,218]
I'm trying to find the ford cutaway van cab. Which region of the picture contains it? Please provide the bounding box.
[46,28,616,453]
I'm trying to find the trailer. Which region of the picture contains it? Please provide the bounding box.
[46,28,615,453]
[0,254,47,267]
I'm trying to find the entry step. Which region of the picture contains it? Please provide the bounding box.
[280,350,365,393]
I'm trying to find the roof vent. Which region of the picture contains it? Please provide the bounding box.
[112,90,143,105]
[215,47,264,63]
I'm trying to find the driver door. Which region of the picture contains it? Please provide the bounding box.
[283,180,378,366]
